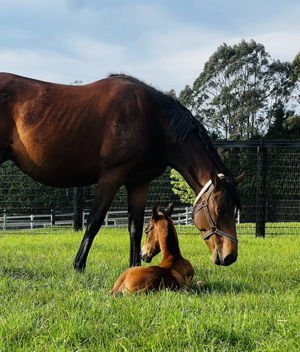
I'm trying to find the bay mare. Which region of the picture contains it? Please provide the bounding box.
[112,203,194,295]
[0,73,244,271]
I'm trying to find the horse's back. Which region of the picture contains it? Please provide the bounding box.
[1,73,164,187]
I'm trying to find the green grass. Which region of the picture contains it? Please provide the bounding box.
[0,228,299,351]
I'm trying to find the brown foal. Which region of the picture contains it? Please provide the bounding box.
[111,204,194,295]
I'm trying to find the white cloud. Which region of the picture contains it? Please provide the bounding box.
[253,30,300,62]
[0,49,81,83]
[128,26,242,92]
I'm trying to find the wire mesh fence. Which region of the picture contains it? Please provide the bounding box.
[214,141,300,236]
[0,141,299,235]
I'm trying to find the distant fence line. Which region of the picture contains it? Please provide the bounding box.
[0,140,299,236]
[0,207,192,231]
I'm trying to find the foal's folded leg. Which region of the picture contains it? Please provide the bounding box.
[111,270,131,296]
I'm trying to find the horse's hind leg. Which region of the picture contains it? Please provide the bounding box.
[73,177,120,272]
[126,182,151,267]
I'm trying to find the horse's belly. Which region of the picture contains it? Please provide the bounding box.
[13,145,100,187]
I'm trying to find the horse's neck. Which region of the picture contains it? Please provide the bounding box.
[166,134,214,195]
[159,221,182,265]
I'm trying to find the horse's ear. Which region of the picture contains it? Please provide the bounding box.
[210,168,220,188]
[165,203,174,217]
[235,172,246,185]
[152,204,159,221]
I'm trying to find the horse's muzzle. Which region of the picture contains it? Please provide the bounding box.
[213,251,237,266]
[223,254,237,266]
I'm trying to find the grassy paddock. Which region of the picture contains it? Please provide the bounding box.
[0,228,299,351]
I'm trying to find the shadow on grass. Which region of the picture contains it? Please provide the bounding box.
[1,262,255,297]
[188,279,254,296]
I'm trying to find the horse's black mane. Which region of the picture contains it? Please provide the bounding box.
[109,74,240,207]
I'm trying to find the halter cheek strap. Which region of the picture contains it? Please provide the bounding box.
[193,173,225,207]
[192,175,238,244]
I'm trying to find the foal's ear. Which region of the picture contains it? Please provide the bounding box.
[152,204,159,221]
[165,203,174,217]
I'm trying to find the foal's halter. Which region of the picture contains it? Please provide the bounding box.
[192,174,238,244]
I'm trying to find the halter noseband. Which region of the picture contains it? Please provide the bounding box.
[192,174,238,244]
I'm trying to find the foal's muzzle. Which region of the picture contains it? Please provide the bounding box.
[141,250,152,263]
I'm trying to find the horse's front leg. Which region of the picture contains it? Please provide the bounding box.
[73,176,121,272]
[126,182,151,267]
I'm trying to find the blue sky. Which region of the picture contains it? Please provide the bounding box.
[0,0,299,93]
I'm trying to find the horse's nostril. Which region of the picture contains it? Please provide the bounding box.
[224,254,236,266]
[214,250,221,265]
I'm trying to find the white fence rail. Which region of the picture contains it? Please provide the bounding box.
[0,207,193,231]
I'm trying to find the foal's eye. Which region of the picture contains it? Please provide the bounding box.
[145,224,153,236]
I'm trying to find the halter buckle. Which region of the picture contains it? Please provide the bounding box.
[201,199,208,207]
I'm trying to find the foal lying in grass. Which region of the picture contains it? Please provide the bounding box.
[111,204,194,295]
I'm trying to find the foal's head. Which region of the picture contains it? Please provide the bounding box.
[141,203,174,263]
[193,169,245,266]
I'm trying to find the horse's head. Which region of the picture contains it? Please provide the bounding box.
[193,169,245,266]
[141,203,174,263]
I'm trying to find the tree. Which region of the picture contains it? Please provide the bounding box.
[170,169,194,205]
[290,52,300,103]
[180,40,293,140]
[291,52,300,84]
[282,115,300,138]
[265,102,299,139]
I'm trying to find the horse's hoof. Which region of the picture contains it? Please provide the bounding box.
[73,261,86,273]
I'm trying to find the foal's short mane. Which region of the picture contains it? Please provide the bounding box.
[109,74,241,209]
[157,208,181,256]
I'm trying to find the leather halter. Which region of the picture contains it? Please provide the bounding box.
[192,175,238,244]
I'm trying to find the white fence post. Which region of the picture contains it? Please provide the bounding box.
[185,207,189,225]
[3,210,6,231]
[30,214,34,229]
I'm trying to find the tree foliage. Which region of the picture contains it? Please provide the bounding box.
[179,39,294,140]
[290,52,300,103]
[291,52,300,84]
[170,169,194,205]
